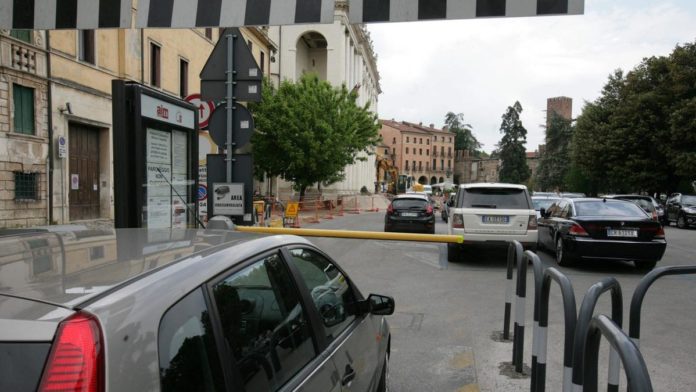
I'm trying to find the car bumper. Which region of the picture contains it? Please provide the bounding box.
[385,216,435,233]
[450,229,538,249]
[564,237,666,262]
[684,214,696,226]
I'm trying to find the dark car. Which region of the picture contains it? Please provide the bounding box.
[0,228,393,392]
[385,195,436,234]
[538,198,666,270]
[441,193,456,222]
[604,195,660,222]
[665,193,696,229]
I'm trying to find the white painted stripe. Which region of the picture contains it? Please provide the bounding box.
[514,296,526,325]
[572,384,583,392]
[136,0,151,28]
[320,0,334,23]
[389,0,418,23]
[608,347,620,385]
[569,0,585,15]
[0,0,13,29]
[220,0,247,27]
[269,0,295,25]
[505,280,513,302]
[532,321,539,356]
[77,0,100,29]
[120,0,131,28]
[563,367,573,392]
[171,0,197,28]
[538,326,548,363]
[35,0,57,29]
[506,0,537,17]
[446,0,476,19]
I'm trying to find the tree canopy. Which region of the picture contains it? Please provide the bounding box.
[497,101,530,184]
[444,112,481,152]
[250,74,380,197]
[536,113,574,191]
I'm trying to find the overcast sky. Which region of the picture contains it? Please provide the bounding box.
[367,0,696,153]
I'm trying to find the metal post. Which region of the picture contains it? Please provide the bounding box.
[503,242,516,340]
[225,33,236,183]
[526,251,546,391]
[512,241,526,372]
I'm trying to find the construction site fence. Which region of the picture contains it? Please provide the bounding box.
[254,194,385,228]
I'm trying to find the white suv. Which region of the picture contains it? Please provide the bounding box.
[447,183,538,261]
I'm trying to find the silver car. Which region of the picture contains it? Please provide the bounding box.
[0,228,393,392]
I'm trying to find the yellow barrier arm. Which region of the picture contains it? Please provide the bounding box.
[235,226,464,244]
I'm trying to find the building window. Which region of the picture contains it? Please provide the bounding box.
[449,137,452,142]
[441,146,445,155]
[384,149,388,154]
[442,136,445,142]
[427,139,430,145]
[150,43,161,88]
[14,172,38,201]
[433,160,437,170]
[418,161,422,171]
[420,138,423,144]
[392,148,396,155]
[260,51,265,73]
[405,160,409,170]
[406,137,410,143]
[441,160,445,169]
[179,59,189,98]
[78,30,95,64]
[412,162,416,170]
[10,30,31,43]
[405,147,409,154]
[448,160,452,168]
[448,147,452,156]
[392,137,396,144]
[13,84,35,135]
[426,149,429,156]
[205,28,213,40]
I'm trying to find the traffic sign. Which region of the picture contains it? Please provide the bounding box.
[208,104,254,149]
[200,80,262,102]
[184,94,215,129]
[57,136,67,159]
[285,202,300,218]
[198,184,208,201]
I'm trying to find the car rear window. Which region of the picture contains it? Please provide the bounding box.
[459,188,530,209]
[575,201,647,217]
[0,342,51,392]
[392,199,428,209]
[532,198,560,211]
[618,198,654,212]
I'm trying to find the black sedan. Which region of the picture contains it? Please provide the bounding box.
[538,198,666,270]
[385,195,436,234]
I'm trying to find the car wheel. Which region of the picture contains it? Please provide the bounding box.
[377,351,389,392]
[635,260,657,271]
[447,243,463,263]
[556,237,574,267]
[677,214,687,229]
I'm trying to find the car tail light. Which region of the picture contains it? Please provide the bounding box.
[655,226,665,239]
[527,215,537,230]
[452,214,464,229]
[38,312,104,392]
[569,223,589,237]
[387,204,394,215]
[426,205,433,215]
[651,211,658,221]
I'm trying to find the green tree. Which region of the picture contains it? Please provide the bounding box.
[250,74,380,199]
[444,112,481,152]
[497,102,530,184]
[536,113,574,191]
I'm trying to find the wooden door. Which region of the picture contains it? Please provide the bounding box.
[69,124,100,221]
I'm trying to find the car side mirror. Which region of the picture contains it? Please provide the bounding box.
[540,208,546,218]
[369,294,395,316]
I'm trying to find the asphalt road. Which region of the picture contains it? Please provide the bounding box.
[303,211,696,392]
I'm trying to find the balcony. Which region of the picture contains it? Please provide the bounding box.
[0,33,47,77]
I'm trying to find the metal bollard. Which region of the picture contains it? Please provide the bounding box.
[526,251,544,384]
[583,315,653,392]
[532,267,577,392]
[510,241,525,369]
[503,241,521,341]
[571,277,623,392]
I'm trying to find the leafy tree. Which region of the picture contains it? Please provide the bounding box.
[536,113,574,191]
[250,74,380,199]
[497,102,530,184]
[444,112,482,152]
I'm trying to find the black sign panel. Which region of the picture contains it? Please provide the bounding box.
[208,105,254,148]
[206,153,255,225]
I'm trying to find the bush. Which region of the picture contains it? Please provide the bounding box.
[360,186,370,195]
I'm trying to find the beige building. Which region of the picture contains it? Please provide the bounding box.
[379,120,455,186]
[1,9,275,228]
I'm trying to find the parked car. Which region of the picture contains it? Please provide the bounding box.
[441,193,456,222]
[0,228,393,392]
[560,192,586,198]
[538,198,666,270]
[604,195,660,222]
[665,193,696,229]
[532,195,561,220]
[385,194,436,234]
[447,183,538,262]
[532,192,558,197]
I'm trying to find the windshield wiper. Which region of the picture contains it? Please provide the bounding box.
[471,204,497,208]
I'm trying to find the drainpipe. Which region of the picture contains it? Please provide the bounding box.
[140,29,145,83]
[46,31,54,225]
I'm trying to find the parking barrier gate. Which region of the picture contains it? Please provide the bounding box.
[531,267,577,392]
[503,241,523,341]
[583,315,653,392]
[572,278,623,392]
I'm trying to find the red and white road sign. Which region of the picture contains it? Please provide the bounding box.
[184,94,215,129]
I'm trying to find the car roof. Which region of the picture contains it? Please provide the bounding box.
[457,182,527,190]
[395,194,428,200]
[604,194,652,200]
[0,228,311,310]
[532,195,560,199]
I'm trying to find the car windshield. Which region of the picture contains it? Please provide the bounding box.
[682,195,696,206]
[532,198,560,211]
[460,188,530,209]
[575,201,647,217]
[392,199,428,209]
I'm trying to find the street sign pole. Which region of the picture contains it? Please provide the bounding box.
[225,32,236,183]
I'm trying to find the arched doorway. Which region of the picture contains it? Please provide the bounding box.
[439,177,445,183]
[418,176,428,184]
[296,31,328,80]
[430,176,437,185]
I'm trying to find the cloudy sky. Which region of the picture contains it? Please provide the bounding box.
[367,0,696,153]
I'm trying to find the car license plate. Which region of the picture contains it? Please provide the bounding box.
[482,215,509,224]
[402,212,418,217]
[607,229,638,238]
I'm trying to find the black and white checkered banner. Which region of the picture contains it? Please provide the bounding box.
[135,0,335,28]
[349,0,584,23]
[0,0,583,29]
[0,0,131,29]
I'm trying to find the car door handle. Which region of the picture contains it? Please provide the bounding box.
[342,364,356,386]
